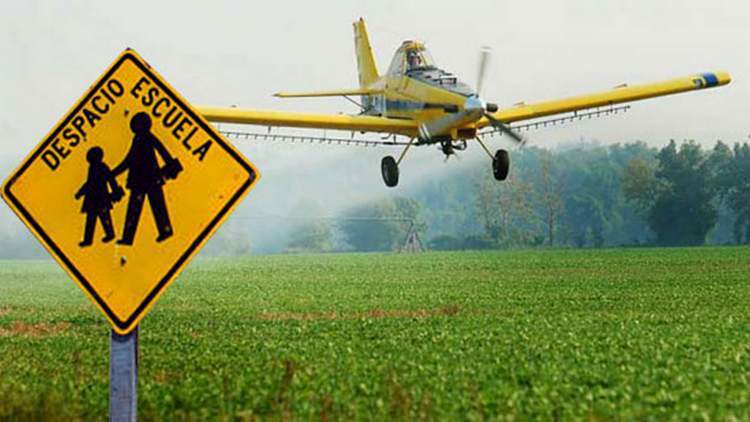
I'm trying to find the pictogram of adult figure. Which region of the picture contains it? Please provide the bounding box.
[113,112,182,246]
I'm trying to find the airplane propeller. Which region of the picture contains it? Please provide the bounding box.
[485,113,524,144]
[475,47,525,145]
[419,47,525,146]
[476,46,491,97]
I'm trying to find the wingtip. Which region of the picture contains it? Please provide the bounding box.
[716,71,732,86]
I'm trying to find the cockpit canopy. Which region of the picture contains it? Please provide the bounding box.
[387,40,474,97]
[387,41,437,75]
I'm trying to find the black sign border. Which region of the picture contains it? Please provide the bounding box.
[3,52,257,332]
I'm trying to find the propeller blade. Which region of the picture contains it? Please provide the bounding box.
[476,47,492,96]
[485,113,525,145]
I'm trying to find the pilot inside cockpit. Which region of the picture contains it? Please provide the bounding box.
[406,50,423,71]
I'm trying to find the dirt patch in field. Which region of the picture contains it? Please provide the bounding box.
[0,321,71,338]
[259,305,461,321]
[258,311,339,321]
[0,307,9,317]
[153,370,182,384]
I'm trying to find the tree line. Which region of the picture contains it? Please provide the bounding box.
[287,140,750,252]
[2,139,747,256]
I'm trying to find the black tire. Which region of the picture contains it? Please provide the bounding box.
[381,156,399,187]
[492,149,510,181]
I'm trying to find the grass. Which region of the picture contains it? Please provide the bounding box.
[1,247,749,420]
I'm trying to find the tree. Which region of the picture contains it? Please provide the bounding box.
[624,140,720,246]
[564,192,605,247]
[282,198,334,253]
[558,146,622,248]
[715,142,750,243]
[537,152,564,246]
[287,220,333,252]
[475,154,540,248]
[622,156,659,216]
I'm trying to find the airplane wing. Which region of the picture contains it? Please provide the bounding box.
[481,71,731,127]
[274,87,383,98]
[198,71,730,141]
[197,107,417,136]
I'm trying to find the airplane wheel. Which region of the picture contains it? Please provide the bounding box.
[493,149,510,181]
[381,156,399,187]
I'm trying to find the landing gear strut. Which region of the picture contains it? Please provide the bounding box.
[381,138,416,187]
[475,136,510,181]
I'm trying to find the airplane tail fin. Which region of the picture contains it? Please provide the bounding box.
[353,18,379,88]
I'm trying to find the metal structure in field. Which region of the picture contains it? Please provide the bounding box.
[240,215,425,253]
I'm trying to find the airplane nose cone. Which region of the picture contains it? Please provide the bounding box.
[465,96,485,111]
[466,95,497,115]
[464,96,497,113]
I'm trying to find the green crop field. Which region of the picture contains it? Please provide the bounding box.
[1,247,749,420]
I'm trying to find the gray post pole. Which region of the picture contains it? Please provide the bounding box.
[110,325,138,422]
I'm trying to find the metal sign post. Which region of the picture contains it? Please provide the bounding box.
[110,326,138,422]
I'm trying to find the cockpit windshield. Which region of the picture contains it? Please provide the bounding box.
[386,41,474,97]
[405,47,436,72]
[387,42,437,76]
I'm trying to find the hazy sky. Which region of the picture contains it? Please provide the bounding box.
[2,0,748,153]
[1,1,749,247]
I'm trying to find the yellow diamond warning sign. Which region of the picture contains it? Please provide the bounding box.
[1,49,259,334]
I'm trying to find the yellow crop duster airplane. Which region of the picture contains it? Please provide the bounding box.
[198,18,731,187]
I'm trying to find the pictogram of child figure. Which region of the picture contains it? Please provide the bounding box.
[75,146,124,247]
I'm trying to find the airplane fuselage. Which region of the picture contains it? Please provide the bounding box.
[360,40,481,141]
